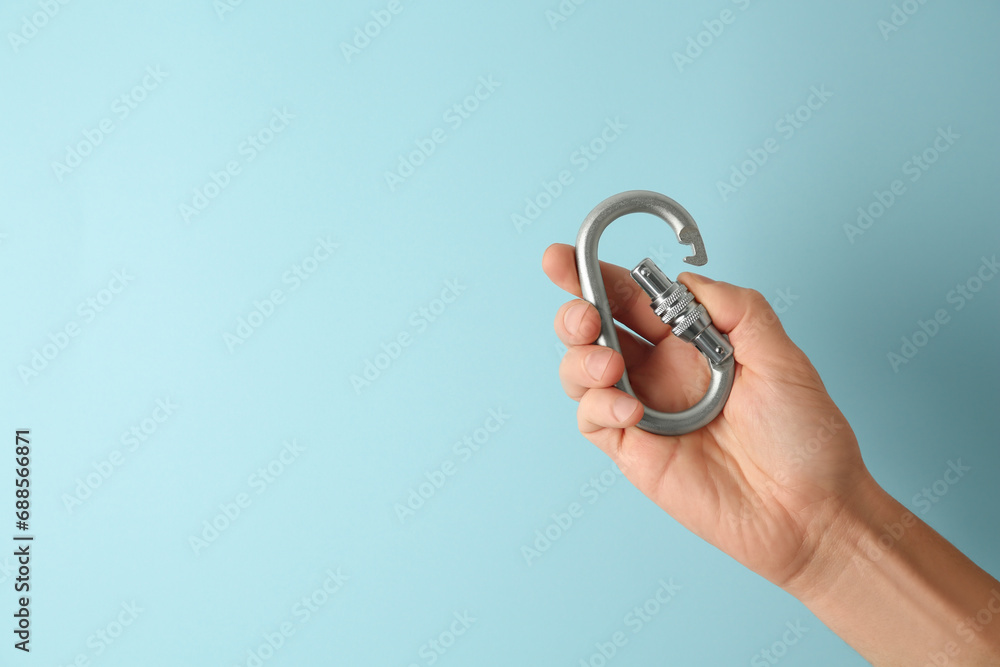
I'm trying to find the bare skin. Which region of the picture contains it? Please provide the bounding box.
[544,242,1000,666]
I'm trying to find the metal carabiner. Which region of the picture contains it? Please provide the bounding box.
[574,190,735,435]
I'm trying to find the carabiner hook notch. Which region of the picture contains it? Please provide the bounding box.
[574,190,735,435]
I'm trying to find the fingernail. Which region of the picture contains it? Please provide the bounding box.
[585,349,614,381]
[613,396,639,422]
[564,302,587,334]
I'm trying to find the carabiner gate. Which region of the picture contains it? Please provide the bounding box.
[574,190,735,435]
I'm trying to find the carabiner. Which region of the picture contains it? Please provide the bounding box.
[574,190,735,435]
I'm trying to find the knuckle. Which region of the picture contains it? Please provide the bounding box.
[746,288,772,312]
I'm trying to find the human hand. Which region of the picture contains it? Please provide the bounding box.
[543,242,876,593]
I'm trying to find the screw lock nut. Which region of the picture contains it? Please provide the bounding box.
[630,258,734,366]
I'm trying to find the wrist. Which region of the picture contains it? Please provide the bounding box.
[780,470,893,605]
[780,470,1000,665]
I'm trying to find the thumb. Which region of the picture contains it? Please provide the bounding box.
[677,272,805,374]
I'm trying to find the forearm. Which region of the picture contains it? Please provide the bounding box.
[785,475,1000,666]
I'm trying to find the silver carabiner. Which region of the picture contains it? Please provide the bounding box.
[574,190,735,435]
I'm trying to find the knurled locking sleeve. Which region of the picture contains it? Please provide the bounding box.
[630,259,734,367]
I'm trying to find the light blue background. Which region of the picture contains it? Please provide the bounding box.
[2,1,998,665]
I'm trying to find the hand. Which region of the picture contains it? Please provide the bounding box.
[543,242,874,592]
[545,242,1000,665]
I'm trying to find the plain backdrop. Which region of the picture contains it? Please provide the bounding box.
[2,1,998,665]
